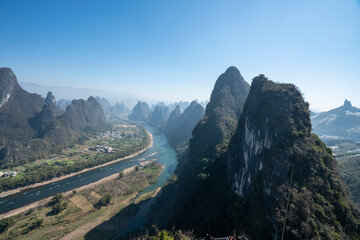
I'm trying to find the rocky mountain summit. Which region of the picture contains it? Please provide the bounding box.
[189,66,251,160]
[45,91,64,116]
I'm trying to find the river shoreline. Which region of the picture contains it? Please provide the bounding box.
[0,130,153,199]
[0,164,145,219]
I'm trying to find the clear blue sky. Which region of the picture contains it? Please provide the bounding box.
[0,0,359,111]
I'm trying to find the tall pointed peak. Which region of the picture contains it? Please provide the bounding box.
[45,91,56,105]
[224,66,241,75]
[344,99,352,108]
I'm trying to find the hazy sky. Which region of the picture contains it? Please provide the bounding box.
[0,0,359,111]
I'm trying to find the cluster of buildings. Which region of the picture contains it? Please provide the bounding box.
[0,171,18,178]
[92,131,138,140]
[88,145,113,153]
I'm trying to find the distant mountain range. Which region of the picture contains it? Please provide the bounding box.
[312,99,360,142]
[0,68,107,166]
[19,81,151,109]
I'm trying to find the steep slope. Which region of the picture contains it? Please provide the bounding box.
[0,68,45,142]
[226,75,360,239]
[149,66,250,233]
[28,104,57,138]
[129,101,150,121]
[165,101,205,149]
[148,105,170,127]
[45,91,64,117]
[312,100,360,142]
[63,96,107,131]
[189,66,251,160]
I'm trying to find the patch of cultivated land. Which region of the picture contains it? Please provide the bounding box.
[0,162,164,240]
[0,121,153,197]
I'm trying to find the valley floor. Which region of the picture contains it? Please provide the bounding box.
[0,162,163,240]
[0,130,153,199]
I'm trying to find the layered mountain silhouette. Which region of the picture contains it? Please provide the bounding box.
[149,69,360,239]
[147,105,170,127]
[312,100,360,142]
[95,96,112,116]
[149,66,250,233]
[111,102,130,116]
[165,101,205,149]
[0,68,107,166]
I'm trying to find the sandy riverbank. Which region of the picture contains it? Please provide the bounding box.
[0,130,153,198]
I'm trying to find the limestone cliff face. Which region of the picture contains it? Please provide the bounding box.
[0,68,45,142]
[226,75,360,239]
[228,75,311,198]
[0,68,17,109]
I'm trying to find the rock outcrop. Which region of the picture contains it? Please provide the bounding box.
[45,91,64,116]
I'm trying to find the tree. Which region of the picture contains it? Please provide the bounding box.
[95,193,112,208]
